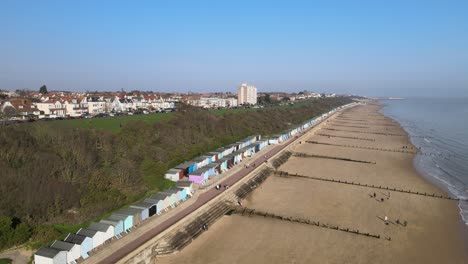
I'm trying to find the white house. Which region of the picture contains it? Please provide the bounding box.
[35,100,67,117]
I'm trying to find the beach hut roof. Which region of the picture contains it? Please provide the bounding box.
[64,234,87,245]
[205,163,219,168]
[226,143,240,148]
[191,167,209,175]
[115,209,134,217]
[176,181,193,187]
[175,161,196,169]
[109,214,127,221]
[150,193,170,200]
[51,240,75,251]
[132,201,155,209]
[122,207,144,214]
[77,228,98,238]
[207,151,220,155]
[166,168,181,174]
[159,191,176,197]
[36,247,62,258]
[192,156,208,162]
[120,207,143,215]
[101,218,120,226]
[88,222,111,232]
[171,187,185,192]
[164,188,180,194]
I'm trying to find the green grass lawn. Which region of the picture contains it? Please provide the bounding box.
[39,112,174,133]
[0,258,12,264]
[31,100,317,132]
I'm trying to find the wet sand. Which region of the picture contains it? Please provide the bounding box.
[157,104,468,264]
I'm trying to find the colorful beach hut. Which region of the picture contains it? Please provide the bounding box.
[164,168,184,182]
[99,218,123,238]
[131,201,154,217]
[77,228,102,250]
[109,213,133,232]
[64,233,93,259]
[176,181,194,197]
[160,191,178,207]
[117,208,143,226]
[145,193,168,214]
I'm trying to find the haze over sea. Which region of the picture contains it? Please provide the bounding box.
[381,98,468,225]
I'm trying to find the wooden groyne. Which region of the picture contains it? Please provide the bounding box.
[230,207,381,239]
[292,152,376,164]
[271,151,292,169]
[273,171,464,201]
[235,168,272,199]
[305,140,416,154]
[323,128,405,136]
[317,133,375,142]
[328,124,371,129]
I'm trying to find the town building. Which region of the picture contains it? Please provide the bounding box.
[237,83,257,105]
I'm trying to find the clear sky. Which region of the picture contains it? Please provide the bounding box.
[1,0,467,97]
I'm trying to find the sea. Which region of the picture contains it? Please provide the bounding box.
[380,98,468,225]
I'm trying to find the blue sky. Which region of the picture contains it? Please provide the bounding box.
[1,0,467,97]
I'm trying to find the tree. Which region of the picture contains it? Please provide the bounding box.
[39,85,48,94]
[3,106,16,118]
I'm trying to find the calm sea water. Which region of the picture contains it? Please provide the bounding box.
[380,98,468,225]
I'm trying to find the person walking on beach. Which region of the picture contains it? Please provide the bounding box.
[384,216,389,225]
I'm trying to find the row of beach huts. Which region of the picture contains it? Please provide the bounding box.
[33,104,354,264]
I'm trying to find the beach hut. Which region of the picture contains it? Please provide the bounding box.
[255,140,269,152]
[188,168,206,184]
[86,222,113,246]
[222,145,236,157]
[212,159,228,173]
[160,191,177,207]
[100,218,123,238]
[76,229,102,250]
[63,233,92,259]
[144,193,167,214]
[221,154,235,169]
[193,156,210,168]
[268,135,281,145]
[109,213,133,232]
[207,151,220,161]
[125,206,148,221]
[131,201,154,217]
[175,187,188,201]
[232,150,243,164]
[34,247,67,264]
[164,168,184,182]
[164,188,182,204]
[50,240,80,264]
[175,161,198,175]
[117,208,143,226]
[176,181,194,196]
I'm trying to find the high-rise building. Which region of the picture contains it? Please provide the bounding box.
[237,83,257,105]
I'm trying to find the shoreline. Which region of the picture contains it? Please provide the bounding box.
[378,102,468,252]
[157,103,468,264]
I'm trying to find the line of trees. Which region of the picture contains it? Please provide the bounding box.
[0,97,352,250]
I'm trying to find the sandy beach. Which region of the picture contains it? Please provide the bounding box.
[157,103,468,264]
